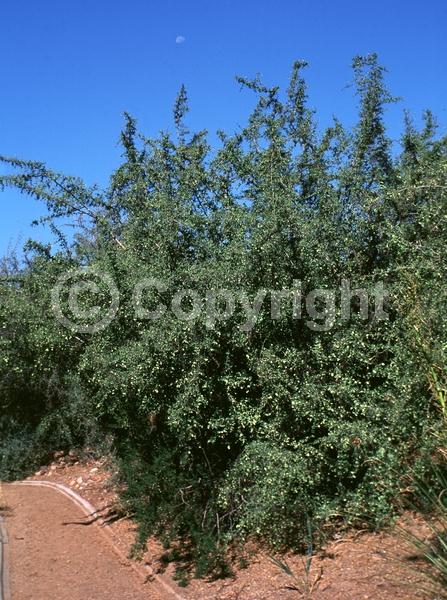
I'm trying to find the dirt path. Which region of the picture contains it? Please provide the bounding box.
[2,456,435,600]
[1,483,178,600]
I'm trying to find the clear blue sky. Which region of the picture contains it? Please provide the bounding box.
[1,0,446,256]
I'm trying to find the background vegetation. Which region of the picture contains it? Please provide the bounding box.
[1,54,446,578]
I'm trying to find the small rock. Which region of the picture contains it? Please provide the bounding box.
[35,470,43,477]
[50,465,57,471]
[54,450,65,459]
[90,467,99,474]
[69,479,76,486]
[76,476,83,484]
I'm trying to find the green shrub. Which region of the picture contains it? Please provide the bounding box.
[0,54,446,578]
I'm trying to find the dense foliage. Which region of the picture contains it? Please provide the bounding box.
[1,55,446,576]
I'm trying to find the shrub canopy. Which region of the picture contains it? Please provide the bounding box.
[1,54,446,575]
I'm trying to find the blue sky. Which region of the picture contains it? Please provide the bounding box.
[1,0,446,256]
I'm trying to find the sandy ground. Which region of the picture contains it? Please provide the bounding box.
[0,451,439,599]
[1,483,174,600]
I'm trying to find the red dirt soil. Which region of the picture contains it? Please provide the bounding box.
[1,483,178,600]
[1,451,438,600]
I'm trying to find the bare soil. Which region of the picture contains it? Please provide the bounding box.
[1,451,437,600]
[2,484,171,600]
